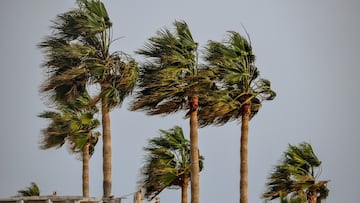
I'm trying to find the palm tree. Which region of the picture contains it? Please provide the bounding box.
[17,182,40,196]
[38,0,138,197]
[140,126,204,203]
[130,20,214,203]
[200,31,276,203]
[262,142,329,203]
[39,94,100,197]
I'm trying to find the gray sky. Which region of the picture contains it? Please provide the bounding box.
[1,0,359,202]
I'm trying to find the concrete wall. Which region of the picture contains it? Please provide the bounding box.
[0,196,121,203]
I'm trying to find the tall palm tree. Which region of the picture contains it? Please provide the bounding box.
[131,20,214,203]
[39,94,100,197]
[17,182,40,196]
[38,0,138,197]
[200,31,276,203]
[262,142,329,203]
[140,126,204,203]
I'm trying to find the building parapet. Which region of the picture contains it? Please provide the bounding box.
[0,196,121,203]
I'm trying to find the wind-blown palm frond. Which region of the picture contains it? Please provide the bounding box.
[140,126,204,203]
[77,0,112,33]
[263,142,329,203]
[17,182,40,196]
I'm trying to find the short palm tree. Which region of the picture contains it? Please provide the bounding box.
[39,94,100,197]
[38,0,138,197]
[262,142,329,203]
[200,31,276,203]
[17,182,40,196]
[131,20,214,203]
[140,126,204,203]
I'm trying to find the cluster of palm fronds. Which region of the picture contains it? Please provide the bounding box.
[17,182,40,197]
[140,126,204,203]
[263,142,329,203]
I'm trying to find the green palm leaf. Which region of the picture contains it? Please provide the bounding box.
[17,182,40,196]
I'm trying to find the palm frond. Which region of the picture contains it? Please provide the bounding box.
[17,182,40,196]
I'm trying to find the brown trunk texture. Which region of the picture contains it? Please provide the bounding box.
[83,143,90,197]
[189,95,200,203]
[309,191,317,203]
[102,103,112,197]
[240,103,251,203]
[181,175,189,203]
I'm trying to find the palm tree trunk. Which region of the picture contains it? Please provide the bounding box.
[189,95,200,203]
[309,191,317,203]
[83,143,90,197]
[240,103,250,203]
[181,175,189,203]
[102,102,112,197]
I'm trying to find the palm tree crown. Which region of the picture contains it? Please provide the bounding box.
[39,0,138,107]
[131,20,214,115]
[38,94,100,157]
[199,31,276,126]
[140,126,204,203]
[263,142,329,203]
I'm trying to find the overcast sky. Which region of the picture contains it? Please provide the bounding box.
[1,0,360,202]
